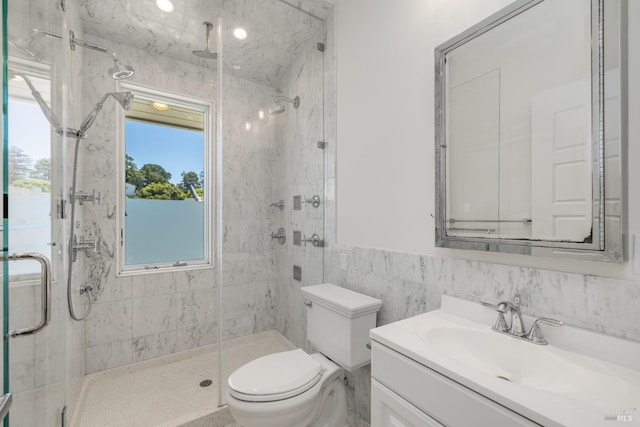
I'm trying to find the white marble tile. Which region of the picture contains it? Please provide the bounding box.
[178,288,217,329]
[130,272,177,299]
[131,295,177,337]
[132,330,178,363]
[86,339,133,374]
[177,322,218,352]
[85,301,132,347]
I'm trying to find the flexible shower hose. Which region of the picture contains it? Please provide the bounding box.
[66,133,93,320]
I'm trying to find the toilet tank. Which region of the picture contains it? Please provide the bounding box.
[301,284,382,371]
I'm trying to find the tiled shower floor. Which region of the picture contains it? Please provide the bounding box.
[70,331,295,427]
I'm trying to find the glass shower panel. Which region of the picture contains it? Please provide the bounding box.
[2,1,74,426]
[219,0,327,406]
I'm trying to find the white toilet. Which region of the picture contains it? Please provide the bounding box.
[226,283,382,427]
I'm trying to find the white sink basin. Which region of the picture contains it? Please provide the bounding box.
[424,326,633,396]
[370,296,640,427]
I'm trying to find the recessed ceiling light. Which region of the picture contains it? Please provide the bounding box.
[233,27,248,40]
[156,0,174,13]
[258,109,265,120]
[232,64,242,71]
[152,102,169,111]
[245,121,252,131]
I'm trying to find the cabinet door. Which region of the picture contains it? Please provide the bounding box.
[372,379,443,427]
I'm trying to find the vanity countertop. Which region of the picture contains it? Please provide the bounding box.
[370,296,640,427]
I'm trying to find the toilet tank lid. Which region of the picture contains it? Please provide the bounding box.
[301,284,382,318]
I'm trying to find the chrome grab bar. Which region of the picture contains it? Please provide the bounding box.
[0,393,12,422]
[2,252,52,338]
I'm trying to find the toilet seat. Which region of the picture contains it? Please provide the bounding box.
[228,349,323,402]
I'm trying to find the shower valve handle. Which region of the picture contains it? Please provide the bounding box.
[304,195,321,208]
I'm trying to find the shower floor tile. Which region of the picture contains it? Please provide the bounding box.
[70,330,295,427]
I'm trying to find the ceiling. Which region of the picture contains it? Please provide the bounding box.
[75,0,332,88]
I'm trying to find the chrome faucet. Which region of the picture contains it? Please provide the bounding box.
[482,298,526,336]
[482,296,563,345]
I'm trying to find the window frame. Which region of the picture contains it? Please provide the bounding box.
[6,56,58,283]
[116,82,214,276]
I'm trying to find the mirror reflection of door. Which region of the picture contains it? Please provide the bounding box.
[531,80,592,242]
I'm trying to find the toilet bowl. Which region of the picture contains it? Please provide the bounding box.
[226,350,347,427]
[226,284,382,427]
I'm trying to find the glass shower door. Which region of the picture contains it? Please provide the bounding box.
[219,0,327,407]
[2,2,68,425]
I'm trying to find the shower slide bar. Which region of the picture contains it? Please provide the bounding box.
[1,252,52,337]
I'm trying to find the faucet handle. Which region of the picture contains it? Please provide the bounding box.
[526,317,564,345]
[481,300,509,313]
[481,301,509,332]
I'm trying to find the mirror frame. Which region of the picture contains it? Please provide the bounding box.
[434,0,627,262]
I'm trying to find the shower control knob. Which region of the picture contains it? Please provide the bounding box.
[270,200,285,210]
[303,233,324,247]
[270,227,286,245]
[304,195,321,208]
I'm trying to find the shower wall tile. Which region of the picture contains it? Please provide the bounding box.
[85,300,132,347]
[131,294,177,337]
[271,13,327,352]
[130,273,177,299]
[177,288,217,329]
[79,35,282,372]
[175,269,215,293]
[177,322,218,352]
[132,330,178,363]
[86,339,134,373]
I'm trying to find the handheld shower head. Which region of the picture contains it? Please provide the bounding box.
[79,91,134,136]
[12,72,63,131]
[112,91,134,110]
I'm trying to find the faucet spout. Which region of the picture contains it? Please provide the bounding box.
[489,300,526,336]
[507,304,526,337]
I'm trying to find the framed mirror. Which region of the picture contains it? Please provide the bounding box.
[434,0,626,262]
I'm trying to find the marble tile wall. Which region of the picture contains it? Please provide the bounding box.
[77,34,286,372]
[271,16,327,351]
[219,72,282,342]
[321,244,640,421]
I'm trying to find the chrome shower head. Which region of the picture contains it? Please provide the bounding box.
[268,103,286,115]
[269,95,300,115]
[193,21,218,60]
[108,60,135,80]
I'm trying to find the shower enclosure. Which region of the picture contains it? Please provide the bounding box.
[1,0,332,425]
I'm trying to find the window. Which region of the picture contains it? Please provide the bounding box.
[6,59,53,278]
[118,84,213,273]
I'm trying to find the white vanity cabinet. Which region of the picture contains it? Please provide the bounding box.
[370,342,539,427]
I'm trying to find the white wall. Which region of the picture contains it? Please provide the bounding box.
[335,0,640,279]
